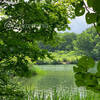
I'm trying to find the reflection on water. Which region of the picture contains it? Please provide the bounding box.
[22,64,75,90]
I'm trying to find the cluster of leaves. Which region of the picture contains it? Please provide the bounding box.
[0,63,25,100]
[73,56,100,92]
[73,0,100,34]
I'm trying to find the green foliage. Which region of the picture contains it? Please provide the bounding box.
[77,56,95,69]
[0,0,75,99]
[39,26,100,61]
[0,0,100,98]
[75,1,85,16]
[0,65,25,100]
[73,26,100,60]
[37,51,81,64]
[74,56,100,93]
[86,13,97,24]
[39,26,100,65]
[39,32,77,52]
[93,41,100,60]
[24,88,98,100]
[72,0,100,34]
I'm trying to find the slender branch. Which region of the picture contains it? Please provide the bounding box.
[83,0,90,12]
[83,0,100,37]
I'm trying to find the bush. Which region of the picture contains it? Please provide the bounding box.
[36,51,82,65]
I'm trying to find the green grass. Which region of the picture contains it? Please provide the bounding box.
[30,64,46,75]
[24,87,100,100]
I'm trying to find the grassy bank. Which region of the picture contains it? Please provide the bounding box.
[36,51,81,65]
[24,87,100,100]
[29,64,46,75]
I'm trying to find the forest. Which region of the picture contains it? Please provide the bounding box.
[37,26,100,64]
[0,0,100,100]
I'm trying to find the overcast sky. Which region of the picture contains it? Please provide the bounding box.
[60,14,92,34]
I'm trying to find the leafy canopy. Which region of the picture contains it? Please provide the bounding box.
[0,0,75,99]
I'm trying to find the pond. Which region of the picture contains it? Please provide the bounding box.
[21,64,76,91]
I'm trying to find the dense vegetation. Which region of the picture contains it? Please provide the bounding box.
[38,26,100,64]
[0,0,75,99]
[25,88,99,100]
[0,0,100,99]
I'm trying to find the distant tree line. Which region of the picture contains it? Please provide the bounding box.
[39,26,100,60]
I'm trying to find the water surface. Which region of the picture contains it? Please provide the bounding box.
[22,64,75,90]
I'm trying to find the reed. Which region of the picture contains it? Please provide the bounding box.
[24,87,99,100]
